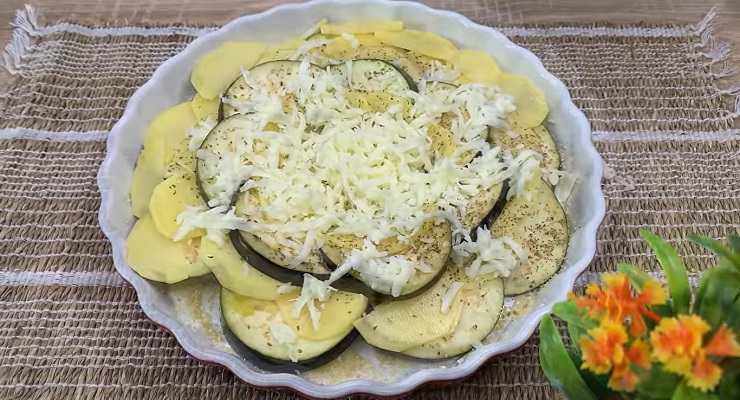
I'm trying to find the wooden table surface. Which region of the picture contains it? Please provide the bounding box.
[1,0,738,48]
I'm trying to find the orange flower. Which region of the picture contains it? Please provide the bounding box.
[650,316,740,392]
[650,315,708,376]
[688,357,722,392]
[704,325,740,357]
[608,339,651,392]
[573,272,667,336]
[581,320,627,374]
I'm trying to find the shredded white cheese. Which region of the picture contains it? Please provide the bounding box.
[268,321,300,362]
[454,227,527,278]
[174,205,252,244]
[181,52,530,322]
[291,274,334,330]
[441,281,464,314]
[188,116,217,151]
[277,282,297,294]
[506,150,541,200]
[300,18,328,40]
[422,60,460,83]
[340,33,360,49]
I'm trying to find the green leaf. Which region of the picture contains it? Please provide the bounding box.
[671,381,719,400]
[567,323,586,355]
[618,262,653,289]
[719,359,740,400]
[637,365,681,399]
[579,368,618,400]
[729,235,740,253]
[640,230,691,315]
[552,301,597,330]
[689,235,740,270]
[693,267,714,315]
[695,266,740,330]
[538,315,597,400]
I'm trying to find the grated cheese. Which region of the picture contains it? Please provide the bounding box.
[178,50,550,325]
[454,227,527,278]
[340,33,360,49]
[188,116,217,151]
[441,281,464,314]
[174,205,252,245]
[291,274,334,330]
[268,321,300,362]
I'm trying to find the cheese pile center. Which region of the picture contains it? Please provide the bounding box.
[180,57,537,317]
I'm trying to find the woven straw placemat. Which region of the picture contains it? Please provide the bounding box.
[0,3,738,399]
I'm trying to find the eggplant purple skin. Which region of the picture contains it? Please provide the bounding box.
[219,288,360,373]
[229,230,381,301]
[472,179,510,241]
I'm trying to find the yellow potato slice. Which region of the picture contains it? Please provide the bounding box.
[355,34,383,47]
[200,236,283,300]
[258,37,304,64]
[164,137,197,178]
[276,291,368,341]
[149,173,205,241]
[191,41,266,99]
[259,47,296,63]
[320,37,356,59]
[320,20,403,35]
[130,150,162,218]
[126,215,208,284]
[142,102,198,177]
[190,93,219,122]
[494,73,548,128]
[374,29,458,60]
[221,289,353,362]
[451,49,502,85]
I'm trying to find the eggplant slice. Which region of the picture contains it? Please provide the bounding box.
[349,59,416,92]
[490,176,568,295]
[320,219,452,298]
[403,261,504,359]
[220,288,360,373]
[220,60,302,118]
[491,124,560,171]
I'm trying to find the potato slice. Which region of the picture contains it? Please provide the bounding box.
[354,265,465,352]
[200,236,283,300]
[355,34,383,47]
[149,173,205,240]
[258,38,304,64]
[452,49,502,85]
[221,289,355,363]
[276,291,368,341]
[320,20,403,35]
[191,41,266,99]
[142,102,198,177]
[126,215,208,283]
[259,48,296,64]
[494,73,548,128]
[374,29,458,61]
[190,93,219,122]
[130,150,162,218]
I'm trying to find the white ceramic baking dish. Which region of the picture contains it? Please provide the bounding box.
[98,0,605,397]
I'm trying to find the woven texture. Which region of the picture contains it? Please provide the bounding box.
[0,2,738,399]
